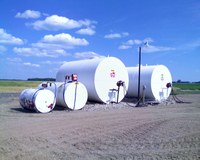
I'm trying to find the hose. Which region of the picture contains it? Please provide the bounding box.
[51,82,57,108]
[62,79,67,107]
[171,88,190,104]
[73,82,78,110]
[122,83,148,107]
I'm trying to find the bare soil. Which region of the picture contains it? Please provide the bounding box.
[0,93,200,160]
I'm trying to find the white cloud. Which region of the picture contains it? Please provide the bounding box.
[15,10,41,19]
[126,39,143,45]
[79,19,97,27]
[118,45,132,50]
[13,47,69,57]
[0,45,7,53]
[41,33,89,46]
[42,60,68,65]
[122,32,129,37]
[142,45,176,53]
[118,37,175,53]
[74,51,104,59]
[105,33,121,39]
[7,57,22,63]
[104,32,129,39]
[13,33,88,57]
[32,15,81,30]
[76,27,96,35]
[30,15,96,31]
[143,37,154,43]
[31,33,89,50]
[118,39,142,50]
[23,62,40,67]
[0,28,24,45]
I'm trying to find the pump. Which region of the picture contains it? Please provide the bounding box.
[65,74,78,82]
[72,74,78,81]
[63,74,79,110]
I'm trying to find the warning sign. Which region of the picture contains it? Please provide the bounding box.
[110,70,115,78]
[161,74,164,81]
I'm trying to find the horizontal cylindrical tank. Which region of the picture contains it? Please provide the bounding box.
[126,65,172,101]
[19,88,55,113]
[56,57,129,103]
[38,82,88,110]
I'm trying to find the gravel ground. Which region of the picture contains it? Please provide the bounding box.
[0,93,200,160]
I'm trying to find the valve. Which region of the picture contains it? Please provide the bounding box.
[41,82,48,88]
[65,75,70,80]
[166,82,172,88]
[116,80,124,87]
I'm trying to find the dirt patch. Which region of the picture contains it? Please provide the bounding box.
[0,93,200,160]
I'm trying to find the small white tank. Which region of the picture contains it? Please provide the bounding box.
[126,65,172,101]
[56,57,129,103]
[19,88,55,113]
[38,82,88,110]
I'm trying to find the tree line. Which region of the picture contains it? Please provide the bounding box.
[27,78,56,81]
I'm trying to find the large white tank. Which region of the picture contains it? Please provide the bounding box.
[19,88,55,113]
[56,57,129,103]
[126,65,172,101]
[38,82,88,110]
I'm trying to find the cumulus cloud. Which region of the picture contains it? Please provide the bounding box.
[118,37,175,53]
[0,28,24,45]
[79,19,97,27]
[30,15,96,31]
[15,10,41,19]
[23,62,40,67]
[13,33,88,57]
[7,57,22,63]
[31,15,80,30]
[142,45,176,53]
[41,33,88,46]
[42,60,68,65]
[104,32,129,39]
[74,51,104,59]
[118,39,142,50]
[76,27,96,35]
[31,33,89,50]
[118,45,132,50]
[13,47,69,57]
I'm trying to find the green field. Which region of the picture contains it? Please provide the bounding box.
[0,81,42,93]
[0,80,200,94]
[172,83,200,94]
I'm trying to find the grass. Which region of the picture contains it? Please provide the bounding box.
[0,80,200,94]
[0,81,42,93]
[172,83,200,94]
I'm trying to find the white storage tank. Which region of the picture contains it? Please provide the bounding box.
[56,57,129,103]
[19,88,55,113]
[126,65,172,101]
[38,82,88,110]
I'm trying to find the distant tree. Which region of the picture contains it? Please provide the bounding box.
[177,80,181,83]
[27,78,56,81]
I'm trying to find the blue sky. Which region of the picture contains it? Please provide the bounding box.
[0,0,200,82]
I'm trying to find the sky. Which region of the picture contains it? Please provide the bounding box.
[0,0,200,82]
